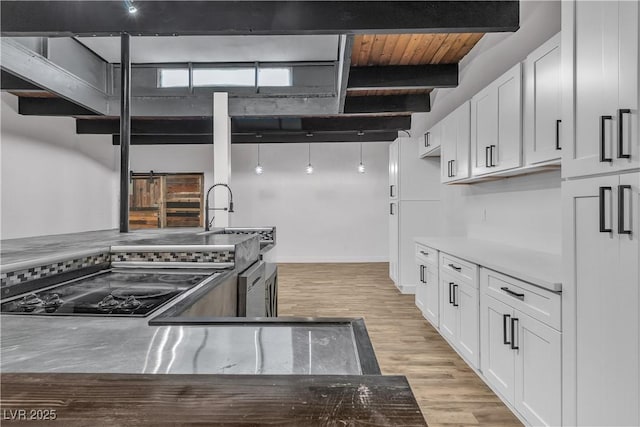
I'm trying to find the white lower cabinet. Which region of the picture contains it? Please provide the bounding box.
[439,270,479,369]
[481,268,562,427]
[415,244,439,328]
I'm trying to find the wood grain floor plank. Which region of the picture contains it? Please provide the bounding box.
[278,262,523,427]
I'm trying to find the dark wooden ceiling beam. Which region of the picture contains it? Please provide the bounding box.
[347,65,458,91]
[112,131,398,145]
[18,97,97,116]
[1,1,519,36]
[344,94,430,114]
[77,116,411,134]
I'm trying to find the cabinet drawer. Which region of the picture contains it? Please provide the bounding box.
[415,244,438,265]
[440,253,478,286]
[481,268,561,330]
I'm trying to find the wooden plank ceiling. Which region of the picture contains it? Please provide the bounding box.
[348,33,483,97]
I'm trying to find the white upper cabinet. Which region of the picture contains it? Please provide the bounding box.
[471,63,523,176]
[562,0,639,178]
[388,141,398,199]
[419,121,441,158]
[524,33,562,165]
[441,101,471,183]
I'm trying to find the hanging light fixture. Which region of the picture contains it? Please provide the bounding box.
[358,143,366,173]
[305,143,314,174]
[255,144,264,175]
[124,0,138,14]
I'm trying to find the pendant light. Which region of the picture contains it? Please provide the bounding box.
[305,143,314,174]
[358,142,365,173]
[254,143,264,175]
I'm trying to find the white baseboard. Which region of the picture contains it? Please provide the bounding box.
[394,282,416,295]
[273,256,389,263]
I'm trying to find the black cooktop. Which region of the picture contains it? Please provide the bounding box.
[0,269,214,317]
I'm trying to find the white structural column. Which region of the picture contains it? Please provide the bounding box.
[212,92,231,227]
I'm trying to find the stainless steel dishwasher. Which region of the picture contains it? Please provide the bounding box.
[238,261,266,317]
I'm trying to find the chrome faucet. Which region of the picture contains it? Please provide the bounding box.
[204,183,234,231]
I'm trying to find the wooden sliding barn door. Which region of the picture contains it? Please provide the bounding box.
[129,173,203,229]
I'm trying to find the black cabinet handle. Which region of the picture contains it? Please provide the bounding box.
[389,203,395,215]
[618,109,631,159]
[510,317,519,350]
[485,146,490,167]
[447,160,452,177]
[419,265,425,283]
[452,284,459,307]
[450,159,455,177]
[425,132,430,148]
[556,119,562,150]
[500,286,525,300]
[599,186,612,233]
[600,115,613,162]
[489,145,496,167]
[420,250,429,256]
[503,313,511,345]
[618,185,632,235]
[389,185,395,197]
[448,263,462,272]
[448,282,454,304]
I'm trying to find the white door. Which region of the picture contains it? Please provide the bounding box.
[471,85,498,176]
[525,33,562,164]
[481,294,516,404]
[493,63,523,173]
[456,282,479,369]
[563,174,639,426]
[423,262,439,328]
[514,312,562,427]
[563,0,620,178]
[389,201,398,282]
[439,274,457,343]
[415,261,427,313]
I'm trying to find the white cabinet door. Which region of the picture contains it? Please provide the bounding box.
[388,201,398,283]
[471,64,522,176]
[422,122,441,158]
[423,262,439,328]
[456,282,479,369]
[524,33,562,164]
[471,84,498,176]
[514,312,562,427]
[481,294,516,404]
[439,275,457,343]
[563,174,639,426]
[563,0,639,178]
[415,261,427,313]
[442,101,471,183]
[389,141,398,199]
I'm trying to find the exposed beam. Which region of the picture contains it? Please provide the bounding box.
[0,38,109,115]
[119,33,131,233]
[338,35,354,114]
[1,1,520,36]
[1,70,42,91]
[18,97,97,116]
[112,131,398,145]
[78,115,410,135]
[112,135,213,145]
[347,65,458,91]
[344,94,430,114]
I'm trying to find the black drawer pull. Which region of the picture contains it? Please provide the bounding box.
[452,284,459,307]
[425,132,430,148]
[510,317,519,350]
[503,313,511,345]
[600,115,613,162]
[448,263,462,272]
[489,145,496,167]
[420,250,429,256]
[450,159,455,177]
[448,282,454,304]
[555,119,562,150]
[599,186,612,233]
[618,109,631,159]
[419,265,425,283]
[500,287,525,300]
[485,146,490,167]
[618,185,632,235]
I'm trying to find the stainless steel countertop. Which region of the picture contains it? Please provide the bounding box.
[0,316,362,375]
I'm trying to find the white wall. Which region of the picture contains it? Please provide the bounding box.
[130,144,214,193]
[230,142,389,262]
[0,93,118,240]
[415,0,562,254]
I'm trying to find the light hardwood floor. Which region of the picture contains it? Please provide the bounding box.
[278,262,523,427]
